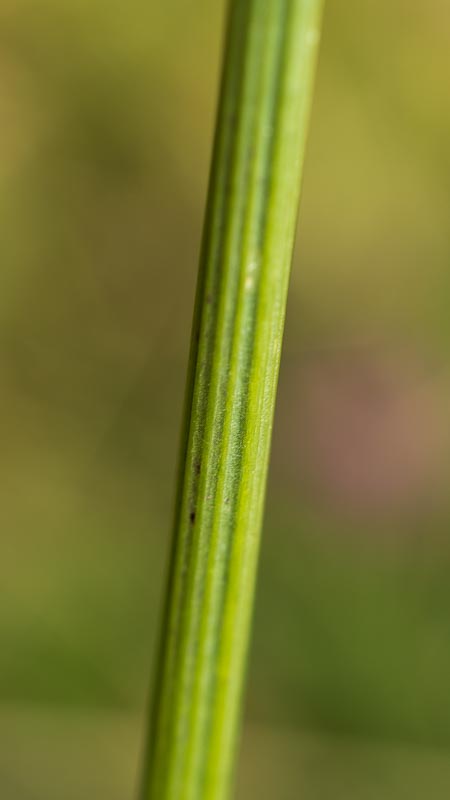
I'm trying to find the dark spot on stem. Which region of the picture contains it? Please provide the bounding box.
[189,510,196,524]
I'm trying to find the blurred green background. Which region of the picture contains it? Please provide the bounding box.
[1,1,450,797]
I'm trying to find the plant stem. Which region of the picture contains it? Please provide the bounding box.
[142,1,324,798]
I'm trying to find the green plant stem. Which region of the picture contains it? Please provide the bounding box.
[142,1,324,798]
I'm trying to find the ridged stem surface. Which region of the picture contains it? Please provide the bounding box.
[142,1,324,798]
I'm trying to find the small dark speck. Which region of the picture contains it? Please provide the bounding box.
[190,511,196,524]
[225,497,230,505]
[195,460,201,476]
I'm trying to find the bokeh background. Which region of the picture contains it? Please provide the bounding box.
[1,1,450,797]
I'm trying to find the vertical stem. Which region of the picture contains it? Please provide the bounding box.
[142,1,324,798]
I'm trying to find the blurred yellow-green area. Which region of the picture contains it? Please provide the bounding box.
[1,1,450,797]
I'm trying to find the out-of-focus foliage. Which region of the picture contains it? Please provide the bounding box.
[0,1,449,797]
